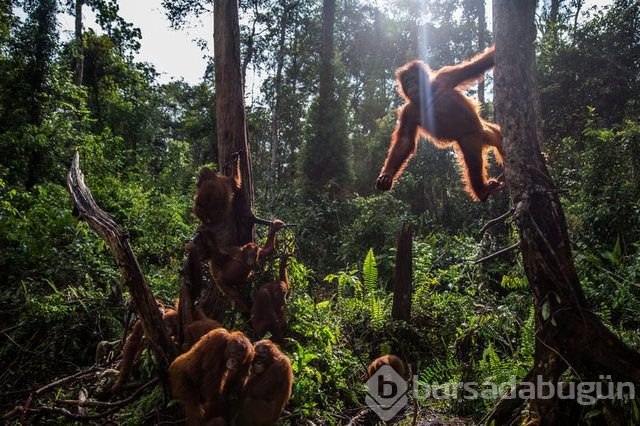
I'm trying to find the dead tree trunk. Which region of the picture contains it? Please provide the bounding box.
[489,1,640,423]
[214,0,254,246]
[67,152,177,371]
[391,225,412,321]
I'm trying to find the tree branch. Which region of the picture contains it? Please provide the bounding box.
[66,152,177,373]
[474,241,520,263]
[479,208,515,237]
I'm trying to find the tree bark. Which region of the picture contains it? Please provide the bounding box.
[319,0,335,100]
[67,152,177,372]
[269,0,293,201]
[300,0,351,196]
[74,0,84,85]
[549,0,562,24]
[26,0,57,189]
[542,0,563,49]
[492,1,640,423]
[214,0,254,245]
[391,225,412,321]
[476,0,486,106]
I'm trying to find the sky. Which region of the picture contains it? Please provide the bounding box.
[117,1,213,84]
[60,0,213,85]
[60,0,613,86]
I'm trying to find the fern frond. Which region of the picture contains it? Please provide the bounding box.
[363,248,378,296]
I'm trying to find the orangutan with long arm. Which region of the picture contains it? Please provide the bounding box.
[377,46,502,201]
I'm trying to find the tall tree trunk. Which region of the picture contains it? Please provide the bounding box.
[269,0,292,201]
[214,0,254,245]
[491,1,640,423]
[29,0,57,125]
[543,0,563,48]
[241,0,258,93]
[549,0,561,23]
[477,0,486,106]
[26,0,57,188]
[74,0,84,85]
[301,0,351,196]
[572,0,584,38]
[319,0,335,100]
[391,225,412,321]
[0,2,11,41]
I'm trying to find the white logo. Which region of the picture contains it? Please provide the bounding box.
[365,365,408,421]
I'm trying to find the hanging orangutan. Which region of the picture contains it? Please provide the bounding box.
[376,46,503,201]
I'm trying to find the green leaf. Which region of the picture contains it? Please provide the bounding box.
[542,301,551,321]
[316,301,331,310]
[612,236,622,266]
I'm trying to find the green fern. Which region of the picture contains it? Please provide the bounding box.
[363,248,378,296]
[598,301,613,325]
[478,344,504,382]
[325,271,362,307]
[518,306,535,363]
[419,357,461,385]
[370,297,384,330]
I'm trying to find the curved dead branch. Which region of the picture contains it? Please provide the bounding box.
[66,152,177,374]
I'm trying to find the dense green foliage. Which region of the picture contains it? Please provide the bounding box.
[1,0,640,424]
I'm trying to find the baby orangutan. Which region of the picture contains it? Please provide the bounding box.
[234,340,294,426]
[365,354,405,380]
[203,220,284,313]
[252,255,289,343]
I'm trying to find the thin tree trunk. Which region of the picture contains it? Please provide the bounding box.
[26,0,57,188]
[301,0,350,195]
[319,0,335,105]
[572,0,583,38]
[74,0,84,85]
[492,1,640,423]
[269,1,292,200]
[477,0,486,106]
[549,0,561,23]
[214,0,255,245]
[241,0,258,93]
[543,0,563,48]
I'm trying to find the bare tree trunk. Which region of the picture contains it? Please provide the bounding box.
[491,1,640,423]
[214,0,255,245]
[301,0,351,196]
[572,0,584,38]
[74,0,84,85]
[391,225,412,321]
[549,0,562,23]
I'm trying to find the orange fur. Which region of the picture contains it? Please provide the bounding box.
[377,46,503,201]
[251,256,289,343]
[111,304,178,393]
[202,220,284,313]
[169,329,254,425]
[365,355,406,396]
[235,340,293,426]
